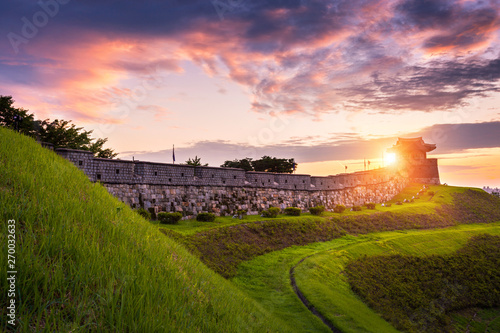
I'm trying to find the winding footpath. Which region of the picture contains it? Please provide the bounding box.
[289,256,342,333]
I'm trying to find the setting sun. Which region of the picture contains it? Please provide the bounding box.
[384,153,397,166]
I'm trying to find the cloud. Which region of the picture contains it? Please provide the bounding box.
[408,121,500,153]
[396,0,500,53]
[1,0,500,120]
[119,121,500,165]
[137,104,171,121]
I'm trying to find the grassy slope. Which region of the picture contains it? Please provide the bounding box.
[165,183,500,278]
[232,223,500,333]
[295,225,500,333]
[0,127,289,332]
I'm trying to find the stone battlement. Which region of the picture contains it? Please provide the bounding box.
[55,148,395,191]
[55,147,411,215]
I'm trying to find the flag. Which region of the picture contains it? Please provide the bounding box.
[172,145,175,163]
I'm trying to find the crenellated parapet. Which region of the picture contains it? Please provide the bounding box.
[55,148,400,190]
[55,147,414,215]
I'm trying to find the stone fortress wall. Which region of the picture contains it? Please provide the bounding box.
[56,148,409,216]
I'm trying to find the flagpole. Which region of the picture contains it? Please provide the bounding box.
[172,144,175,164]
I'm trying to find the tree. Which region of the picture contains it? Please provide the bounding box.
[88,138,118,159]
[0,95,117,158]
[221,158,253,171]
[37,119,93,149]
[0,95,35,136]
[185,156,208,166]
[251,156,296,173]
[221,156,297,173]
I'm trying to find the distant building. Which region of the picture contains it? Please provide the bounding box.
[387,137,440,185]
[483,186,500,197]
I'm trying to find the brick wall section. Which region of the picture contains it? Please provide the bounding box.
[55,148,410,215]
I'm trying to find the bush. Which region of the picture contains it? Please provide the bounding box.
[333,205,346,213]
[233,209,247,219]
[309,205,325,216]
[236,209,247,216]
[395,201,403,205]
[428,191,435,196]
[351,206,362,211]
[262,207,280,218]
[148,207,157,220]
[383,203,392,207]
[135,208,151,220]
[196,212,216,222]
[284,207,301,216]
[157,212,183,225]
[365,202,376,210]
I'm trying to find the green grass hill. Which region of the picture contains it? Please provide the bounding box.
[0,127,288,332]
[2,125,500,333]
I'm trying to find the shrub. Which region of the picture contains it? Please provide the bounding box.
[157,212,183,224]
[333,205,346,213]
[428,190,435,196]
[234,209,247,219]
[135,207,151,220]
[262,207,280,218]
[365,202,376,210]
[395,201,403,205]
[351,206,362,211]
[284,207,301,216]
[148,207,157,220]
[196,212,216,222]
[384,203,392,207]
[309,205,325,216]
[236,209,247,216]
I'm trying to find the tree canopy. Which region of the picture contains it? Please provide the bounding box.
[221,158,254,171]
[221,156,297,173]
[0,95,117,158]
[0,95,35,136]
[185,156,208,166]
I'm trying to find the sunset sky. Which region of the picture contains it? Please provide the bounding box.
[1,0,499,187]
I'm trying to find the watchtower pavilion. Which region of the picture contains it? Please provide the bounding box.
[387,137,440,184]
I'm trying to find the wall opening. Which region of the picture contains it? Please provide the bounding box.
[154,171,158,176]
[116,169,120,174]
[78,160,83,166]
[97,174,101,180]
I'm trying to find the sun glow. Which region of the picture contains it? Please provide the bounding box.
[384,153,396,166]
